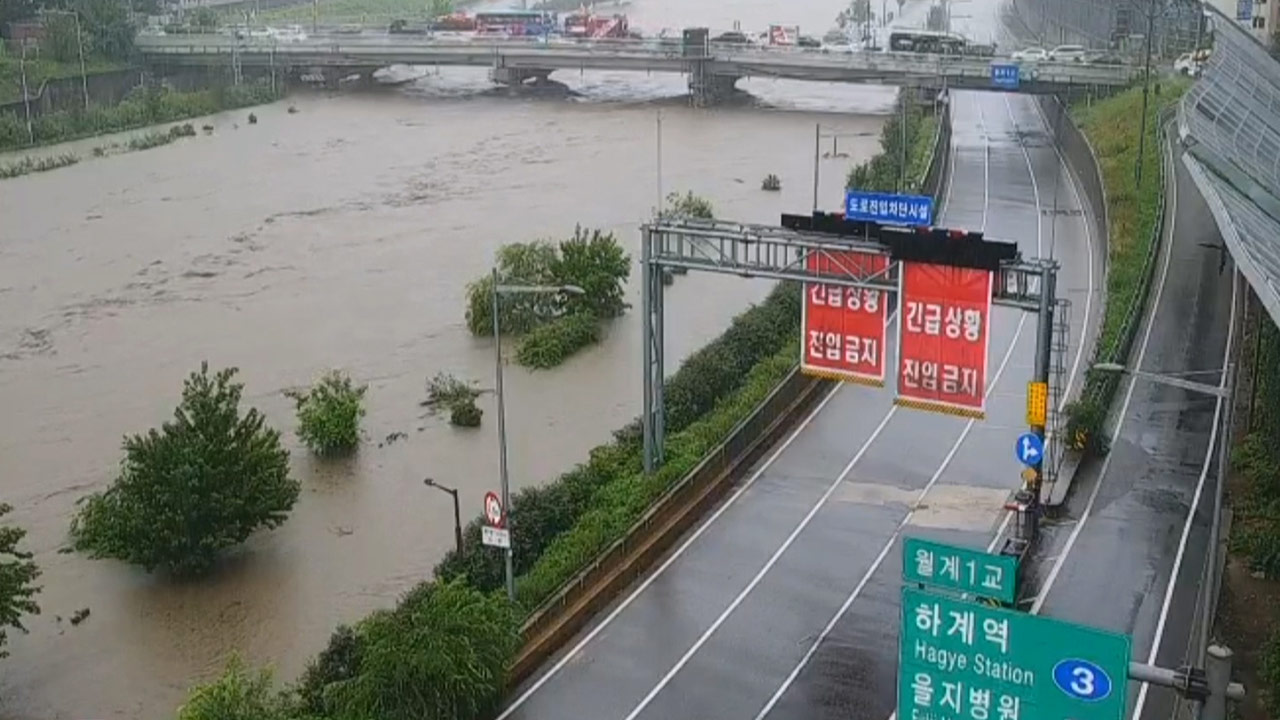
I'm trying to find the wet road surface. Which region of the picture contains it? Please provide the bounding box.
[497,28,1105,720]
[1025,126,1238,720]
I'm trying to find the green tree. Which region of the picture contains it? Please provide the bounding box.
[42,13,82,63]
[325,579,519,720]
[70,363,299,576]
[286,371,367,457]
[0,504,40,659]
[465,241,561,336]
[848,0,873,26]
[177,655,292,720]
[554,226,630,320]
[663,190,714,220]
[428,0,455,17]
[0,0,37,28]
[191,6,219,31]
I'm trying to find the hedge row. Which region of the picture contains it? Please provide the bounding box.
[433,281,802,607]
[515,312,602,369]
[846,94,938,193]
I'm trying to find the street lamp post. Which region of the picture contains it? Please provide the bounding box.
[423,477,462,554]
[490,272,585,602]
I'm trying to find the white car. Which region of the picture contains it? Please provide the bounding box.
[1049,44,1088,62]
[1011,47,1047,62]
[1173,52,1203,76]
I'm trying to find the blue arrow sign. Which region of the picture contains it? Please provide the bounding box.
[991,63,1020,89]
[1015,432,1044,466]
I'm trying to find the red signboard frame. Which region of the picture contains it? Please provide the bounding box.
[894,261,993,418]
[801,249,891,386]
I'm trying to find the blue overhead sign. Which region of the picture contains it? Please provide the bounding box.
[1015,432,1044,466]
[991,63,1020,89]
[844,190,933,226]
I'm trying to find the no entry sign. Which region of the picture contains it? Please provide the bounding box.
[802,249,891,386]
[895,261,992,418]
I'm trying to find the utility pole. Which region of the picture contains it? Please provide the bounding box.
[1135,0,1156,187]
[812,123,821,212]
[19,43,33,145]
[898,92,909,192]
[73,10,89,111]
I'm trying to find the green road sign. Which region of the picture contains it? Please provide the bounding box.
[899,586,1131,720]
[902,537,1018,604]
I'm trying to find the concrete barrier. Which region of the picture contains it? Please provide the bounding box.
[509,367,830,687]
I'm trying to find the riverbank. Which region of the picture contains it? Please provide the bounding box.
[0,80,281,153]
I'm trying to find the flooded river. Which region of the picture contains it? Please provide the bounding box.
[0,0,900,716]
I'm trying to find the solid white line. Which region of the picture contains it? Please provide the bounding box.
[1003,93,1044,257]
[621,401,903,720]
[494,377,845,719]
[754,310,1030,720]
[1029,98,1097,412]
[1028,133,1183,615]
[976,94,991,233]
[1131,268,1239,720]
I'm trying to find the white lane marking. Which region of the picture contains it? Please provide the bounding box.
[1029,132,1183,614]
[1029,98,1097,413]
[494,376,846,719]
[753,312,1030,720]
[1003,93,1044,257]
[763,90,1035,720]
[499,307,911,717]
[976,93,992,233]
[1131,274,1240,716]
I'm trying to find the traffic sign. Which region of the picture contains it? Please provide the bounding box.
[1015,432,1044,466]
[483,491,504,527]
[991,63,1021,89]
[1026,381,1048,427]
[899,586,1131,720]
[802,249,891,385]
[845,190,934,226]
[903,537,1018,604]
[482,525,511,549]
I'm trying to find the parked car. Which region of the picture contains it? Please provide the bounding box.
[1011,46,1048,62]
[797,35,822,48]
[711,30,752,45]
[1173,51,1205,75]
[1049,44,1088,62]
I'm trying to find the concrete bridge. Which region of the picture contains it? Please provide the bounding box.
[135,33,1137,105]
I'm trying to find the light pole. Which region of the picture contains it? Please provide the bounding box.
[44,9,90,111]
[423,477,463,554]
[1092,361,1234,678]
[490,273,585,602]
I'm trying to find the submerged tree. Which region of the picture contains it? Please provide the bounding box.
[70,363,299,576]
[0,504,40,659]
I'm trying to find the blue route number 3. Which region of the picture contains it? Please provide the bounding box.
[1052,658,1114,702]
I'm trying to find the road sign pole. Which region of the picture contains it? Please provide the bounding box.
[1202,645,1233,720]
[1031,264,1055,505]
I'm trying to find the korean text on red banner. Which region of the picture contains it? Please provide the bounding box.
[802,249,890,386]
[895,261,993,418]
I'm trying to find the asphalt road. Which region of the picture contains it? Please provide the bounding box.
[496,69,1104,720]
[1024,128,1238,720]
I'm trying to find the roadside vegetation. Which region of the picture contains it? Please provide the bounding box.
[464,227,630,370]
[69,363,299,576]
[425,372,484,428]
[846,93,938,193]
[251,0,455,25]
[1224,310,1280,719]
[0,82,280,152]
[0,152,79,178]
[1062,80,1190,453]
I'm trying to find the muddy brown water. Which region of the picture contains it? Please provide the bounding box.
[0,2,897,715]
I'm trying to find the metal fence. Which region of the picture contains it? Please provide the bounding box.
[1180,5,1280,327]
[1013,0,1202,56]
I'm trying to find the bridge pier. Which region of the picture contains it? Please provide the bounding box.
[688,66,739,107]
[490,65,553,87]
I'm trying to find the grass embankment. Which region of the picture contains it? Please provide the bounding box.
[846,93,939,194]
[0,81,280,153]
[1224,312,1280,720]
[1063,80,1190,450]
[0,54,127,105]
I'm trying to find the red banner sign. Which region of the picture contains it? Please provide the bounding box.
[895,261,993,418]
[802,250,890,386]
